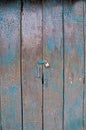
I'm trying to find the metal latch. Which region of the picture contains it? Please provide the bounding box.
[37,59,50,78]
[37,59,50,68]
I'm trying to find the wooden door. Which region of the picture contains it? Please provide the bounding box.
[0,0,86,130]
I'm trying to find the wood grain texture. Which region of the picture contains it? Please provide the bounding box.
[64,1,84,130]
[0,1,22,130]
[84,0,86,129]
[43,0,63,130]
[22,0,42,129]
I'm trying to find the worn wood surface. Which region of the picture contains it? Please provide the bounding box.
[64,1,84,130]
[0,1,22,130]
[43,0,63,130]
[0,0,86,130]
[84,0,86,129]
[22,0,42,129]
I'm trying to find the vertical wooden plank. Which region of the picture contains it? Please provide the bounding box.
[43,0,63,130]
[0,76,1,130]
[84,0,86,129]
[22,0,42,129]
[0,1,22,130]
[64,1,84,130]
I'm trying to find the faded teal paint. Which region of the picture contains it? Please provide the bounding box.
[65,41,83,55]
[0,5,19,66]
[0,50,16,65]
[31,63,41,78]
[77,40,83,57]
[10,85,17,95]
[64,6,72,16]
[47,37,54,51]
[65,45,73,53]
[52,84,58,92]
[9,111,15,119]
[3,85,17,95]
[64,16,83,22]
[60,44,63,57]
[65,83,83,129]
[36,64,40,78]
[60,69,63,80]
[37,59,44,65]
[24,123,40,130]
[72,62,79,73]
[47,37,60,51]
[65,119,82,130]
[77,46,83,57]
[52,0,57,5]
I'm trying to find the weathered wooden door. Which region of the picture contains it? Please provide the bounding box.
[0,0,86,130]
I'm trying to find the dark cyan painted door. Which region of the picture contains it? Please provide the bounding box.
[0,0,86,130]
